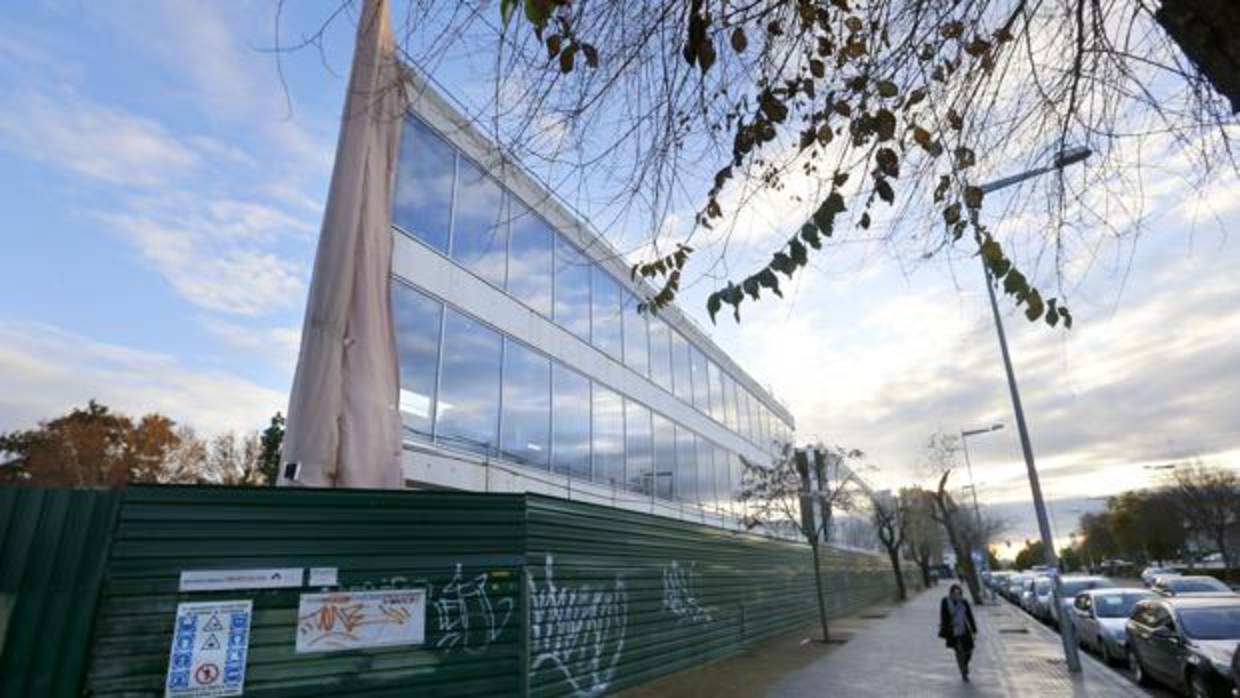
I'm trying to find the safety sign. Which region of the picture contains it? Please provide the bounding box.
[165,600,252,697]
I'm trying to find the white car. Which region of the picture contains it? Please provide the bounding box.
[1141,566,1178,587]
[1048,576,1113,627]
[1070,588,1156,665]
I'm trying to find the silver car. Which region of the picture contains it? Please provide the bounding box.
[1032,576,1056,620]
[1152,575,1236,597]
[1070,588,1156,665]
[1049,576,1113,627]
[1141,566,1178,587]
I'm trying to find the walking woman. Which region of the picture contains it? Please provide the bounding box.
[939,583,978,681]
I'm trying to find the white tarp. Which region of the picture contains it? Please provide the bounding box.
[281,0,407,489]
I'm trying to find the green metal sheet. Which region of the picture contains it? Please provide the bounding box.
[0,487,122,698]
[84,486,527,697]
[523,495,908,697]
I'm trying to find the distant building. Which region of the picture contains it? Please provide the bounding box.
[389,70,795,527]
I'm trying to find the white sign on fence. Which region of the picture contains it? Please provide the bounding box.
[179,568,303,592]
[295,589,426,653]
[165,600,252,698]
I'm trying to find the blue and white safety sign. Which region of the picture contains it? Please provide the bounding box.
[165,600,252,697]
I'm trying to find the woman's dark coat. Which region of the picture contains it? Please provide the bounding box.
[938,596,978,649]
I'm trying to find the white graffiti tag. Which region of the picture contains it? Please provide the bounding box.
[662,560,714,624]
[434,564,515,654]
[528,555,628,697]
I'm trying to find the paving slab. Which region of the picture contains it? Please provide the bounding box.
[765,587,1144,697]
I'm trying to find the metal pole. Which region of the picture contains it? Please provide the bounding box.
[960,435,988,597]
[980,261,1081,672]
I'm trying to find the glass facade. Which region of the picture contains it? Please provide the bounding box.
[390,114,795,513]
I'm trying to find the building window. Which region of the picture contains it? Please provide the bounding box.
[592,384,625,487]
[714,444,731,514]
[706,361,722,423]
[553,235,591,341]
[625,401,653,494]
[451,156,508,287]
[729,451,744,517]
[675,426,697,504]
[648,316,673,393]
[393,117,454,253]
[507,199,553,318]
[392,281,442,440]
[671,330,693,403]
[690,346,709,413]
[737,387,752,443]
[697,437,716,510]
[652,413,676,499]
[501,339,551,468]
[436,308,502,455]
[590,267,623,361]
[723,374,738,432]
[551,363,591,479]
[622,292,649,377]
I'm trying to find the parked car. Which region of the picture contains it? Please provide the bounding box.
[1021,577,1040,615]
[1033,576,1056,621]
[1126,595,1240,697]
[1048,576,1114,627]
[1007,574,1029,603]
[1153,576,1236,597]
[1071,588,1156,665]
[1144,566,1181,587]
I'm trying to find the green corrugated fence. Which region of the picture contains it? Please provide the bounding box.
[0,486,917,697]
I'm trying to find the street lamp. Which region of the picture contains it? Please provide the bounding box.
[976,146,1091,673]
[961,423,1004,594]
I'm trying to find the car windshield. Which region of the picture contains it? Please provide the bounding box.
[1061,579,1106,596]
[1035,580,1051,593]
[1177,608,1240,640]
[1169,578,1229,593]
[1094,593,1150,618]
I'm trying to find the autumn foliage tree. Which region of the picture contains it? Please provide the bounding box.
[0,401,284,487]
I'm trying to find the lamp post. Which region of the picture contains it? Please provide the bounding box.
[976,145,1091,672]
[961,423,1003,594]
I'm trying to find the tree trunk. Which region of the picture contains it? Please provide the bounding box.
[917,560,932,588]
[811,540,831,642]
[887,548,907,600]
[1155,0,1240,113]
[940,514,983,605]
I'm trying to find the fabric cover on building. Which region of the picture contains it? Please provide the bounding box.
[282,0,407,488]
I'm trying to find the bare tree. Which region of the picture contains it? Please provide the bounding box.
[740,443,862,642]
[902,486,945,588]
[1168,461,1240,572]
[922,431,986,603]
[286,0,1238,331]
[871,490,909,600]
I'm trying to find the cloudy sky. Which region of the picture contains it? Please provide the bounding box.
[1,2,1236,545]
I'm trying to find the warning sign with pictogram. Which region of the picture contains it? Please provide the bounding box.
[165,600,251,697]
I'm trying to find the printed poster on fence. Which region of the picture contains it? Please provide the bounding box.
[165,600,252,698]
[296,588,426,653]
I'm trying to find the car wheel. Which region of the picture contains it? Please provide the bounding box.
[1187,670,1211,698]
[1128,648,1151,686]
[1098,642,1110,665]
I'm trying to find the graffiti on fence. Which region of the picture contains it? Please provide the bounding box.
[662,560,714,624]
[529,554,628,697]
[433,563,514,654]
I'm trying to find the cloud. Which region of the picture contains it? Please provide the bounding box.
[0,321,286,435]
[102,213,305,316]
[0,89,199,187]
[201,318,302,372]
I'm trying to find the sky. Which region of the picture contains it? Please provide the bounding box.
[1,1,1237,548]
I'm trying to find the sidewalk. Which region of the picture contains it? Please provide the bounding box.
[766,587,1143,697]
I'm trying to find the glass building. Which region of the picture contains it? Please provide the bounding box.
[389,73,795,525]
